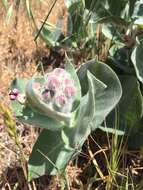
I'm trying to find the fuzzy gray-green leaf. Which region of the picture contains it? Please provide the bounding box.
[78,60,122,132]
[28,129,75,179]
[131,43,143,83]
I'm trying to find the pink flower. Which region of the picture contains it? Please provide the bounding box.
[10,94,17,101]
[9,88,19,96]
[54,94,67,108]
[12,88,19,95]
[53,68,67,76]
[41,68,77,112]
[64,86,76,98]
[46,75,60,90]
[9,88,19,101]
[9,88,26,104]
[64,78,74,86]
[53,68,70,80]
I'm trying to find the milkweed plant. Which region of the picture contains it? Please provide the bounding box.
[10,57,122,180]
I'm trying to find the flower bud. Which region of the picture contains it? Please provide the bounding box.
[9,88,19,101]
[36,68,77,113]
[9,88,19,96]
[12,88,19,96]
[64,78,74,86]
[53,68,68,77]
[54,94,67,108]
[64,86,76,98]
[46,75,60,90]
[10,94,17,101]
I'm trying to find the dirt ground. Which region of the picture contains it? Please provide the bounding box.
[0,0,66,93]
[0,0,68,188]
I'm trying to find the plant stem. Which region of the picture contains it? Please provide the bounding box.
[60,172,70,190]
[0,102,27,179]
[34,0,58,41]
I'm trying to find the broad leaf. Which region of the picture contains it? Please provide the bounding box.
[131,43,143,83]
[28,129,75,179]
[77,60,122,131]
[128,117,143,149]
[69,60,122,146]
[106,75,143,134]
[40,16,63,47]
[10,78,65,130]
[11,78,28,93]
[68,71,107,147]
[119,75,143,132]
[17,106,64,131]
[132,0,143,19]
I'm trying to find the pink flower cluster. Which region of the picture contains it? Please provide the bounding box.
[42,68,76,112]
[9,88,19,100]
[9,88,26,104]
[9,68,77,113]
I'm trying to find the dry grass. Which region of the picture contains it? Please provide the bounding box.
[0,0,67,188]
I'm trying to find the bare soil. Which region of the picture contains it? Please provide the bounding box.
[0,1,68,189]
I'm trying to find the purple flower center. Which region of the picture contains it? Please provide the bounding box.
[42,89,55,102]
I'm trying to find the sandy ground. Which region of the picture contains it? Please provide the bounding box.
[0,0,66,93]
[0,0,65,180]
